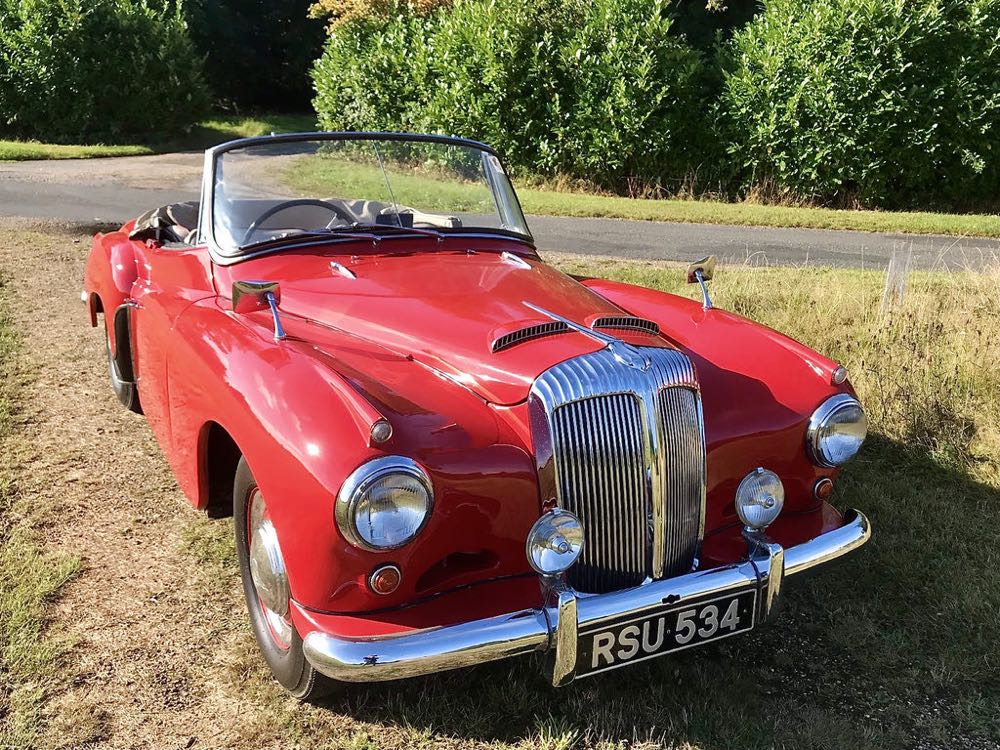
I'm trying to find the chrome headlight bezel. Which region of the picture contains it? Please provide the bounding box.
[806,394,868,468]
[335,456,434,551]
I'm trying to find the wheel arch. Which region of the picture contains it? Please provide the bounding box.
[198,420,244,518]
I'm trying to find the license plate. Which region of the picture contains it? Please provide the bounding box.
[575,589,757,678]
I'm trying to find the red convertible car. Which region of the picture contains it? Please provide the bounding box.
[83,132,870,698]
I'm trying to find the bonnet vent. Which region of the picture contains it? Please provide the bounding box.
[591,316,660,335]
[491,321,570,352]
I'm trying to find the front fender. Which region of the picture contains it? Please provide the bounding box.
[582,278,854,538]
[168,300,538,613]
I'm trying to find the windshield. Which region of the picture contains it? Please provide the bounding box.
[208,135,531,256]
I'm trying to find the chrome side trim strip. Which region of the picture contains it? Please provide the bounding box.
[301,510,870,685]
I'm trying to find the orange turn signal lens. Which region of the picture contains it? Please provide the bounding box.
[369,564,401,595]
[814,477,834,501]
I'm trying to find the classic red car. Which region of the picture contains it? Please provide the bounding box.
[83,133,870,699]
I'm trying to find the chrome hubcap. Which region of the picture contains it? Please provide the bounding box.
[247,488,293,649]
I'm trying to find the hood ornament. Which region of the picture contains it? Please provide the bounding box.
[523,302,651,371]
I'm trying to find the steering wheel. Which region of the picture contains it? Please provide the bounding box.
[240,199,356,245]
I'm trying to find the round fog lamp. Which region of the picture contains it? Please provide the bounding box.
[735,468,785,530]
[526,509,583,576]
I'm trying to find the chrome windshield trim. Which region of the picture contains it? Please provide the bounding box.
[197,131,533,264]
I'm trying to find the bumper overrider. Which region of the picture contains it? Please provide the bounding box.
[303,509,871,686]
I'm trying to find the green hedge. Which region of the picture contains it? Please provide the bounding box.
[721,0,1000,209]
[312,0,1000,210]
[313,0,711,192]
[0,0,210,143]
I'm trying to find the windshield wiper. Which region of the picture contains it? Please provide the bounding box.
[239,228,374,252]
[328,223,445,241]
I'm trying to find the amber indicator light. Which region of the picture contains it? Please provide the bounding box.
[814,477,834,501]
[369,565,402,595]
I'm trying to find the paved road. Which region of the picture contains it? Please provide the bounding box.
[3,154,999,269]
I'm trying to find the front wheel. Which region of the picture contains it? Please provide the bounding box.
[233,457,338,700]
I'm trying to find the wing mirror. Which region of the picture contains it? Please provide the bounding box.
[232,280,286,341]
[685,256,717,310]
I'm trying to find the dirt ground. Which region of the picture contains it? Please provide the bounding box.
[0,219,311,749]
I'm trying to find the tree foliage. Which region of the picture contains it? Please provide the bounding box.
[313,0,711,192]
[0,0,210,143]
[182,0,326,110]
[720,0,1000,208]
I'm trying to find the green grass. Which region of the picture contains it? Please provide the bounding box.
[0,112,317,161]
[521,188,1000,238]
[0,278,78,749]
[282,153,1000,238]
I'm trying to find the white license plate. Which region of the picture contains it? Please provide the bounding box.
[576,589,757,678]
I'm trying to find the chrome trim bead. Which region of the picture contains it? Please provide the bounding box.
[529,346,705,593]
[335,456,434,551]
[492,322,570,352]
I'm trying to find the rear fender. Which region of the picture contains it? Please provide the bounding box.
[83,230,140,357]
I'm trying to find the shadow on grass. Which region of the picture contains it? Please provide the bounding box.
[309,437,1000,750]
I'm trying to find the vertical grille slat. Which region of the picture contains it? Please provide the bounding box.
[531,346,706,595]
[551,395,647,592]
[657,388,705,576]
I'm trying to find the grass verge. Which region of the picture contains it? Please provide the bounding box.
[282,153,1000,238]
[0,277,78,749]
[0,113,316,162]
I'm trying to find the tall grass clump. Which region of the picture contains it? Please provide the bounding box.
[312,0,712,193]
[721,0,1000,211]
[552,256,1000,480]
[0,0,210,143]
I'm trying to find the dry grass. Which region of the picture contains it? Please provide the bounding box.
[0,221,997,749]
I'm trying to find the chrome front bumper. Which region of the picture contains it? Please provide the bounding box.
[303,509,871,686]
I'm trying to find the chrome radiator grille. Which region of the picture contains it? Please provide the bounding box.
[551,394,648,592]
[530,346,705,594]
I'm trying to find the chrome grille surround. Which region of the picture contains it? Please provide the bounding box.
[529,346,706,593]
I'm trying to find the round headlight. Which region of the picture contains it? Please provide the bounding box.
[336,456,433,550]
[526,509,584,576]
[807,394,867,467]
[735,468,785,530]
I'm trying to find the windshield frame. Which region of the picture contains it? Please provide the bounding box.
[196,131,535,265]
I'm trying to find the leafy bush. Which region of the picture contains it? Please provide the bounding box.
[182,0,326,110]
[309,0,448,29]
[0,0,210,143]
[312,0,713,192]
[721,0,1000,210]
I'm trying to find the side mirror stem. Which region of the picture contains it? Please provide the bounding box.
[694,269,713,310]
[685,256,717,310]
[265,291,286,341]
[232,279,287,342]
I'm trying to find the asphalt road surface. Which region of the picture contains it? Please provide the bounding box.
[3,153,999,270]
